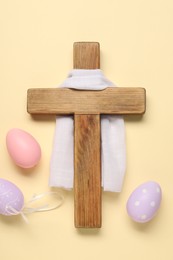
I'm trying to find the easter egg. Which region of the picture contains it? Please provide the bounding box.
[126,181,162,223]
[6,128,41,168]
[0,179,24,216]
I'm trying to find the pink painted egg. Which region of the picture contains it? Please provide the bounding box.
[6,128,41,168]
[126,181,162,223]
[0,179,24,216]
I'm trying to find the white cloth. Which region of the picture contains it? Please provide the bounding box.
[49,69,126,192]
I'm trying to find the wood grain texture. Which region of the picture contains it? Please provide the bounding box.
[73,42,100,69]
[73,42,102,228]
[74,114,101,228]
[27,87,146,115]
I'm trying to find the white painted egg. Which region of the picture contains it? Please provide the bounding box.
[6,128,41,168]
[126,181,162,223]
[0,179,24,216]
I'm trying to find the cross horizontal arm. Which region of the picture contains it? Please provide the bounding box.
[27,87,146,115]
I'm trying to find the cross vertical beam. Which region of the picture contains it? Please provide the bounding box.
[75,114,101,228]
[74,42,101,228]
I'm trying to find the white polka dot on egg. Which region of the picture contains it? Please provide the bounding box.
[141,214,147,220]
[156,187,160,193]
[134,201,140,206]
[150,201,155,207]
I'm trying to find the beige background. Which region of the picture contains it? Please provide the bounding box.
[0,0,173,259]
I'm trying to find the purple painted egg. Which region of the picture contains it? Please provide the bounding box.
[0,179,24,216]
[126,181,162,223]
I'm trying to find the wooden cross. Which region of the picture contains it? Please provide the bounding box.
[27,42,146,228]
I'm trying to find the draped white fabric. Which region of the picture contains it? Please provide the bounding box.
[49,69,126,192]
